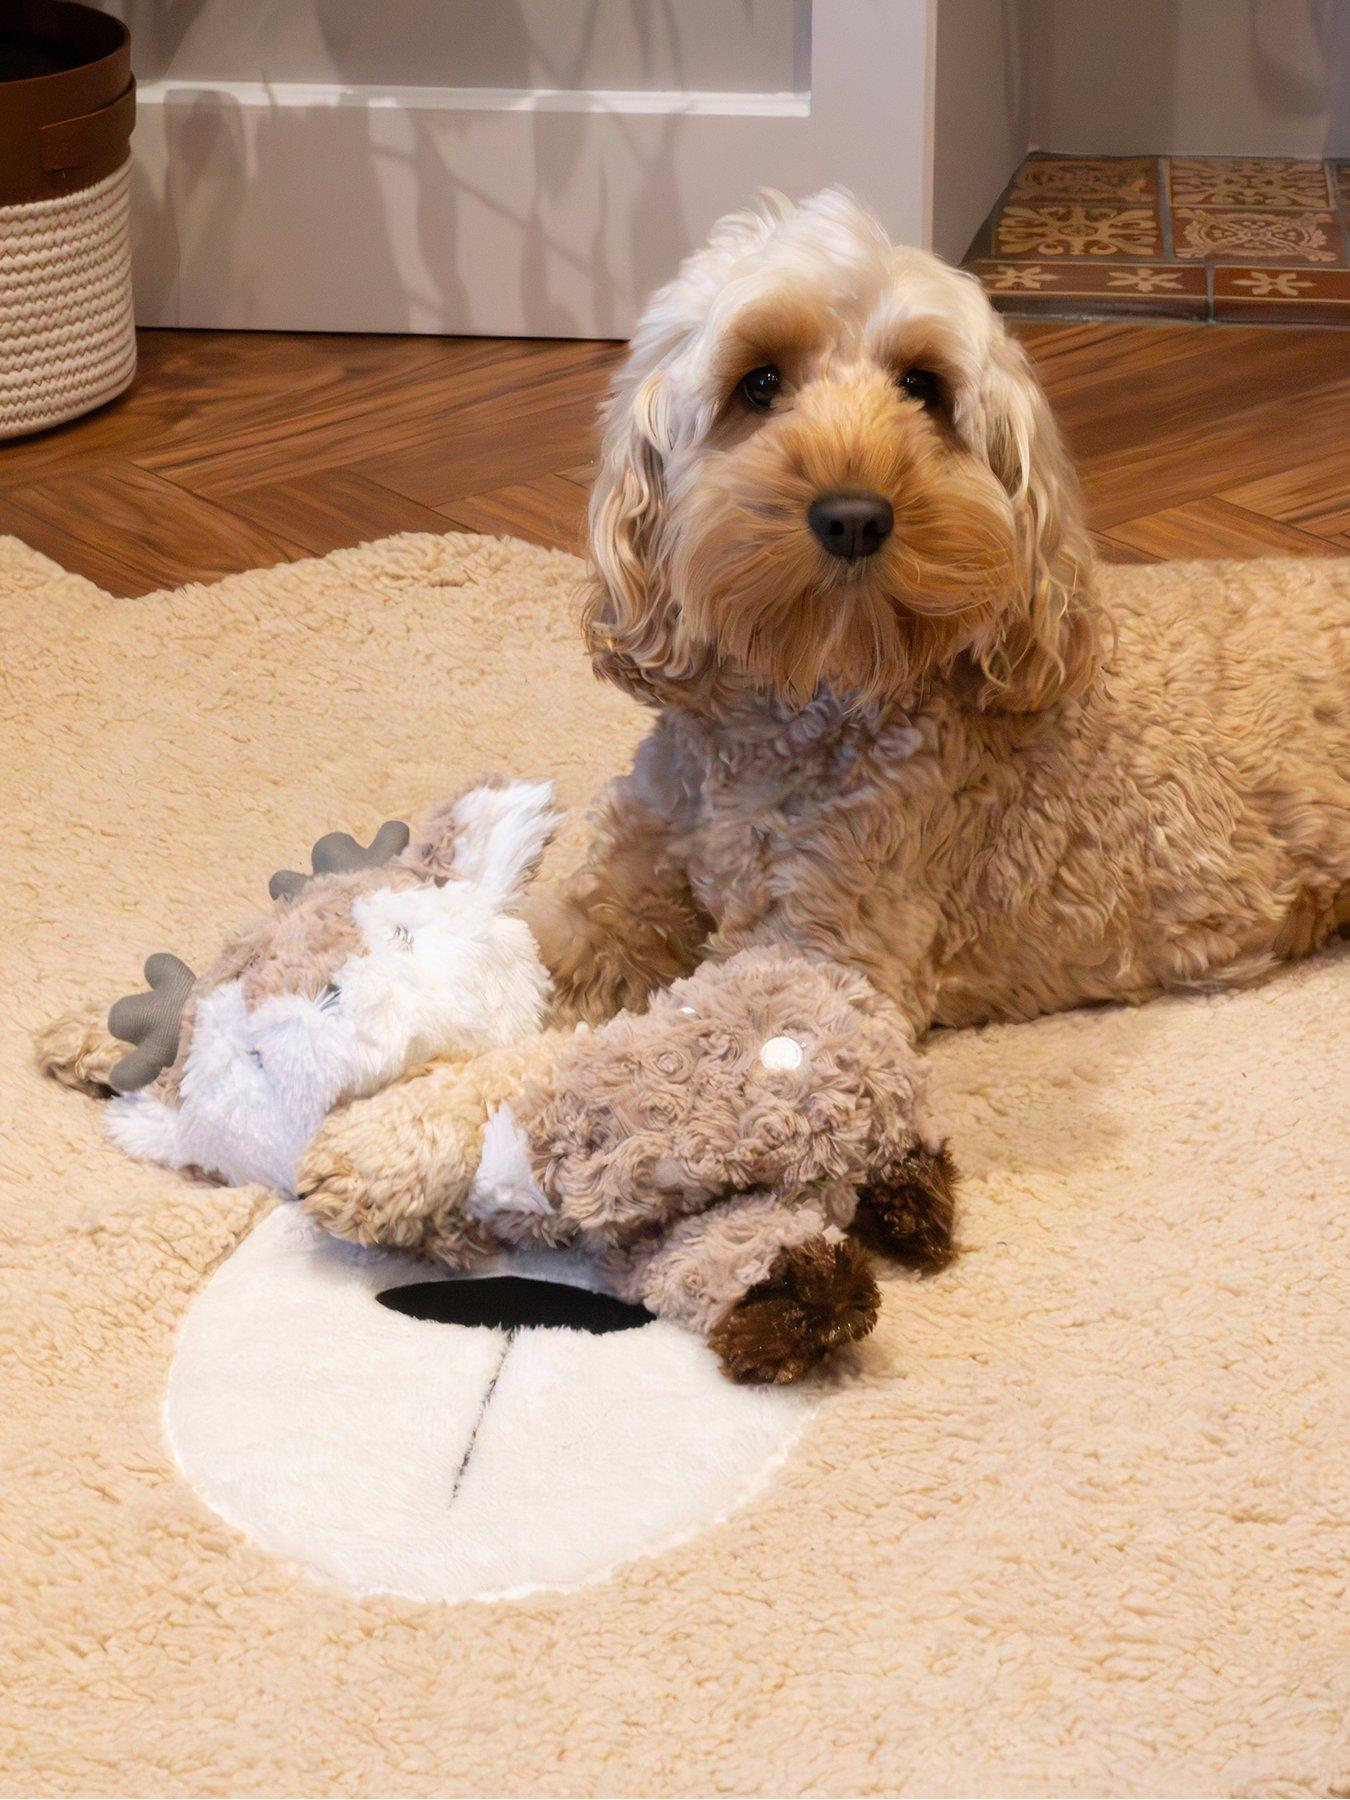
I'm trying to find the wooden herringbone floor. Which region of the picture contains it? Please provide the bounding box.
[1,320,1348,595]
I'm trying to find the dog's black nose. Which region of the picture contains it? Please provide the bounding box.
[807,490,894,560]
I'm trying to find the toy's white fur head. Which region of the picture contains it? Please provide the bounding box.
[585,188,1100,714]
[108,780,558,1194]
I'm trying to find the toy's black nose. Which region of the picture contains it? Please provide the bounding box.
[807,490,894,560]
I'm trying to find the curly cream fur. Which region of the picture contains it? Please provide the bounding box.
[534,189,1350,1032]
[34,1005,123,1094]
[298,1032,572,1265]
[300,192,1347,1374]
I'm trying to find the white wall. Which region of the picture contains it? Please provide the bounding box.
[1028,0,1350,160]
[930,0,1032,264]
[101,0,1349,331]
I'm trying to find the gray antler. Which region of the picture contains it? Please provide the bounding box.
[268,820,410,901]
[107,953,197,1094]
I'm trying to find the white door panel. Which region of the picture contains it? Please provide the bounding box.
[117,0,934,335]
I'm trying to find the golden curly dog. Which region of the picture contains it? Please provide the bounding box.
[269,189,1349,1357]
[520,188,1350,1038]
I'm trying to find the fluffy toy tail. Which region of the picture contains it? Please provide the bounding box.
[449,779,561,902]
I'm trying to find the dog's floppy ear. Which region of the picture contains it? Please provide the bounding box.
[582,369,681,703]
[972,332,1106,713]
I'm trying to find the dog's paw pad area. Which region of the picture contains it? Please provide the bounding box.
[165,1207,812,1604]
[378,1276,650,1334]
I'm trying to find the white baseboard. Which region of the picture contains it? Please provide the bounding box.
[136,80,813,119]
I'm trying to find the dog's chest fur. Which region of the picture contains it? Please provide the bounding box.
[655,695,958,1002]
[635,570,1350,1033]
[687,695,926,882]
[657,688,1167,1028]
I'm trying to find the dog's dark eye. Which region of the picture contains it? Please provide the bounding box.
[739,365,781,411]
[898,367,941,408]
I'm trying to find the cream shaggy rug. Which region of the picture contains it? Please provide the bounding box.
[3,530,1347,1798]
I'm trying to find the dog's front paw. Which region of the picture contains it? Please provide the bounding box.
[708,1238,880,1384]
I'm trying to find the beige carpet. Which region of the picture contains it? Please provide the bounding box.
[2,530,1347,1798]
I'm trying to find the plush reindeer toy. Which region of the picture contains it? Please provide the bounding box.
[39,780,957,1382]
[297,945,957,1383]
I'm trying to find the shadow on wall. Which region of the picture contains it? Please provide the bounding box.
[132,91,688,336]
[109,0,800,92]
[117,0,711,334]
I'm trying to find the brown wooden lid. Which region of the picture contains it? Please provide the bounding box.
[0,1,134,206]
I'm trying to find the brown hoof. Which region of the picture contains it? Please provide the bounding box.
[708,1237,880,1384]
[852,1143,958,1272]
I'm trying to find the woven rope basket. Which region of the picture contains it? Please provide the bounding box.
[0,160,136,440]
[1,2,137,440]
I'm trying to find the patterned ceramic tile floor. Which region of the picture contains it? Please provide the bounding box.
[966,154,1350,325]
